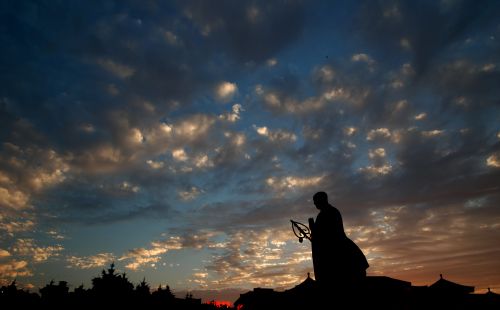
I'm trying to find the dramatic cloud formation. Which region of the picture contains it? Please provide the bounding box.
[1,0,500,302]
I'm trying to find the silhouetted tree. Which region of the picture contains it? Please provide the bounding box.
[91,262,134,306]
[72,284,87,297]
[69,283,91,307]
[0,280,39,307]
[1,280,19,298]
[92,263,133,293]
[133,277,151,307]
[152,284,175,306]
[135,277,150,297]
[39,280,70,306]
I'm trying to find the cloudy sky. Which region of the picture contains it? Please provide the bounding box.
[1,0,500,302]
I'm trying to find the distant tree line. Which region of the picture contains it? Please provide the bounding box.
[0,263,232,309]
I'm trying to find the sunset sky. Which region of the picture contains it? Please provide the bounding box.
[1,0,500,303]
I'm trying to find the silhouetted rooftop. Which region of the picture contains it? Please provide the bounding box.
[429,274,474,294]
[284,272,317,294]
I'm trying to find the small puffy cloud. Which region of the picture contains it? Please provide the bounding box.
[11,239,64,262]
[122,255,161,271]
[264,93,281,107]
[119,181,140,193]
[30,167,68,191]
[179,187,202,201]
[47,230,65,240]
[194,154,213,168]
[127,128,144,145]
[392,100,408,113]
[219,104,244,122]
[316,65,335,82]
[0,219,35,235]
[359,163,392,176]
[120,237,183,270]
[266,58,278,67]
[421,130,445,137]
[193,271,209,278]
[172,148,188,161]
[454,96,468,107]
[266,80,363,111]
[71,144,126,173]
[322,88,349,101]
[173,114,216,141]
[0,260,32,281]
[0,187,30,210]
[346,141,357,149]
[216,81,238,102]
[160,123,173,134]
[414,113,427,120]
[486,153,500,168]
[253,125,297,143]
[0,172,10,185]
[142,122,173,146]
[231,133,246,147]
[481,63,496,72]
[266,175,324,191]
[97,58,135,79]
[401,63,414,76]
[66,253,115,269]
[190,271,210,287]
[261,91,332,114]
[0,249,11,257]
[146,159,164,169]
[344,126,357,136]
[254,84,264,95]
[95,146,122,163]
[366,128,392,141]
[302,126,323,140]
[369,148,386,158]
[255,125,268,136]
[0,146,70,191]
[351,53,375,67]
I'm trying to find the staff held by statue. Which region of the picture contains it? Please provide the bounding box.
[290,219,311,243]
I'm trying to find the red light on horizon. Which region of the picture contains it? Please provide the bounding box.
[205,300,233,308]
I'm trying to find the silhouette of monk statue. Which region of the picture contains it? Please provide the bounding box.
[308,191,369,292]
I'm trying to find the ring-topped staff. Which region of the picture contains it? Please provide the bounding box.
[290,219,311,243]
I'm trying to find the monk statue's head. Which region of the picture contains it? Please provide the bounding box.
[313,191,329,210]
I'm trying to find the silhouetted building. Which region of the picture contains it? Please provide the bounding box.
[233,273,500,310]
[284,272,317,295]
[483,288,500,308]
[235,274,413,309]
[234,287,280,310]
[415,274,475,310]
[281,273,321,309]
